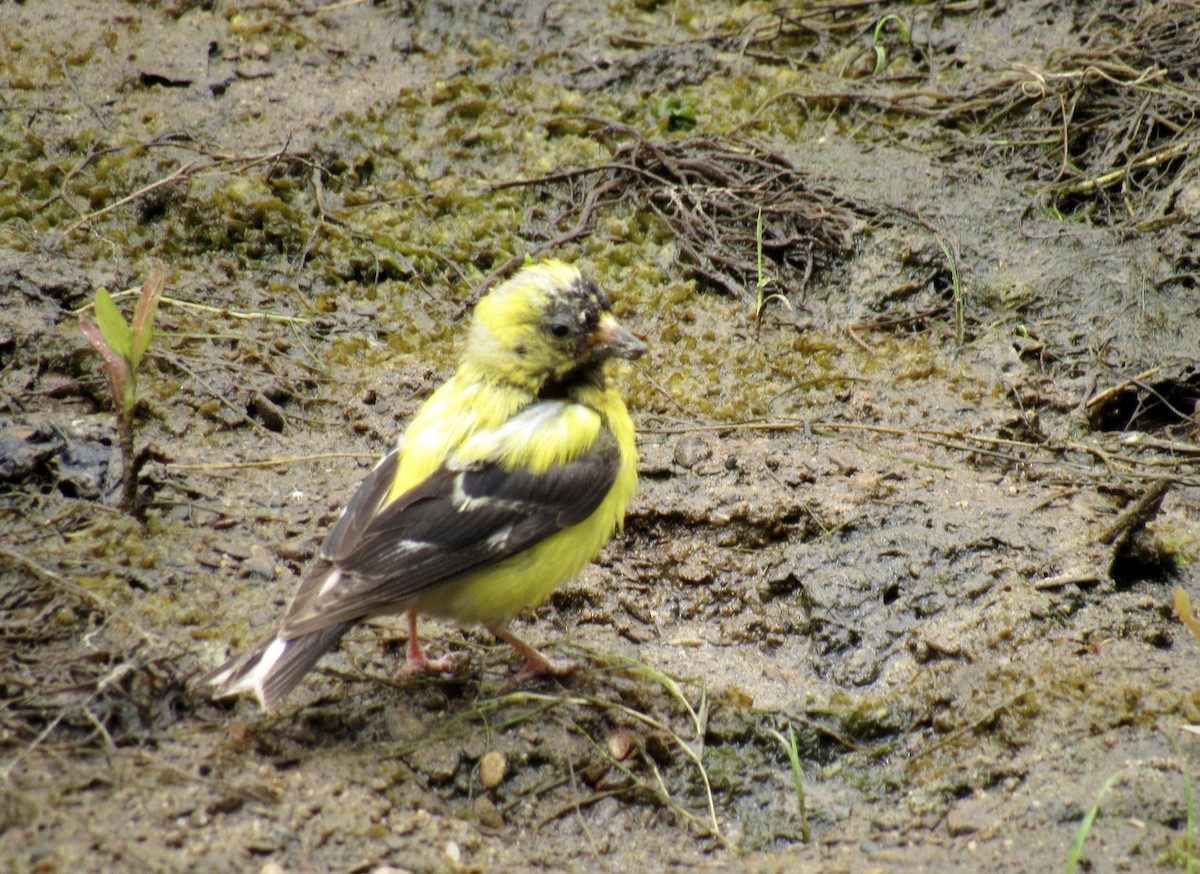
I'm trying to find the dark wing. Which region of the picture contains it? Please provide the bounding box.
[272,447,400,633]
[320,447,400,562]
[279,426,620,636]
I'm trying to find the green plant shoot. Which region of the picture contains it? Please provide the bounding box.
[78,260,166,517]
[82,265,164,412]
[872,14,911,76]
[754,208,792,335]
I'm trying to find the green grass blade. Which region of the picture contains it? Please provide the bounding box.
[1185,763,1196,874]
[769,725,811,842]
[1065,770,1123,874]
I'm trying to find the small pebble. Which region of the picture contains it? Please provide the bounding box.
[672,433,711,469]
[922,630,962,656]
[383,706,426,744]
[479,750,507,789]
[474,795,504,828]
[241,544,278,580]
[227,720,248,746]
[606,729,635,761]
[252,41,271,60]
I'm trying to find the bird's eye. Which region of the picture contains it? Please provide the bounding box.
[549,321,572,339]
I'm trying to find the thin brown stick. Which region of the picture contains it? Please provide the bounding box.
[58,159,201,240]
[1085,366,1167,409]
[166,452,375,471]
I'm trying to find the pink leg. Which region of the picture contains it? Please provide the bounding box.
[395,610,465,679]
[487,625,577,691]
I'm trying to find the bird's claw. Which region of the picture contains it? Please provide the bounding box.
[396,649,468,681]
[499,654,578,694]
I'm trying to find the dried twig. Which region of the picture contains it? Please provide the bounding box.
[481,121,867,303]
[52,141,297,244]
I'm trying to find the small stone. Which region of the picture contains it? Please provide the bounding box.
[1175,181,1200,219]
[672,434,712,469]
[235,61,273,80]
[276,535,315,562]
[251,41,271,60]
[384,706,426,744]
[945,794,996,837]
[416,744,459,784]
[479,750,507,789]
[921,630,962,657]
[474,795,504,828]
[241,544,277,580]
[461,732,487,761]
[606,729,635,761]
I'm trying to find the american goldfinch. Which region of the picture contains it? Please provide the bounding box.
[202,260,646,710]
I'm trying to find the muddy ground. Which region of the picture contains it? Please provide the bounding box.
[3,1,1200,872]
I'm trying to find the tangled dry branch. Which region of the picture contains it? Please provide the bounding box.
[486,121,868,300]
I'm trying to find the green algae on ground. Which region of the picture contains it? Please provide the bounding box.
[5,1,1200,872]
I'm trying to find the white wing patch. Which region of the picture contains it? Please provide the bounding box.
[316,567,342,598]
[391,538,434,556]
[451,471,492,513]
[485,524,515,551]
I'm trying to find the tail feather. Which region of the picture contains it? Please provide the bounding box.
[200,622,353,711]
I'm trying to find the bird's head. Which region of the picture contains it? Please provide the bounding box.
[466,260,647,394]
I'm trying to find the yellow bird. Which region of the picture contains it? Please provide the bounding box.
[202,260,646,710]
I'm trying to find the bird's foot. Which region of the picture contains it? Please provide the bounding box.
[396,609,468,681]
[500,653,579,693]
[488,625,578,693]
[395,648,467,681]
